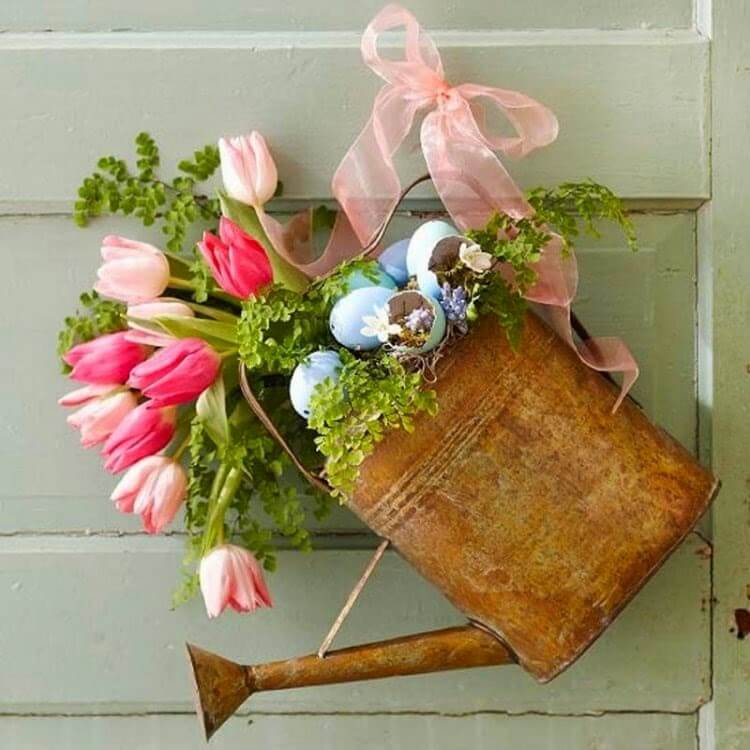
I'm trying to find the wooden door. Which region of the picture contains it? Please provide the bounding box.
[0,1,744,747]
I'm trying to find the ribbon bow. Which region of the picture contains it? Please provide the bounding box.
[261,4,638,408]
[334,3,559,244]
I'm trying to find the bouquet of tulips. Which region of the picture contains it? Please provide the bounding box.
[59,133,322,618]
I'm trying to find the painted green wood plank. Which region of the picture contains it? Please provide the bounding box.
[0,0,694,33]
[0,535,709,713]
[703,2,750,748]
[0,31,707,211]
[0,213,696,534]
[0,713,698,750]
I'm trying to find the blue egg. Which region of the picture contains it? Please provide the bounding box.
[289,350,343,419]
[405,220,457,277]
[416,266,442,300]
[378,238,410,285]
[388,290,447,354]
[329,286,395,351]
[334,266,397,300]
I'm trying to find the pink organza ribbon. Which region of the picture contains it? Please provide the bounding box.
[261,3,638,409]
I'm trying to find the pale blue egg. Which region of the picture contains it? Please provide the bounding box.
[419,298,447,353]
[329,286,395,351]
[334,266,397,300]
[378,238,410,285]
[388,290,446,354]
[416,266,442,300]
[405,220,457,277]
[289,350,343,419]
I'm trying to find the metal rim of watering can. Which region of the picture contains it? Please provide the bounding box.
[238,173,601,496]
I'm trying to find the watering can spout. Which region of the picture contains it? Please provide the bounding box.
[187,624,513,740]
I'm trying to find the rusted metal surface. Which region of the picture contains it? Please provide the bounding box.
[350,312,718,681]
[188,625,512,739]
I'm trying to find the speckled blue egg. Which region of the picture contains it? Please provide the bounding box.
[334,266,397,300]
[289,350,343,419]
[329,286,395,351]
[378,238,410,285]
[416,265,442,300]
[405,220,458,277]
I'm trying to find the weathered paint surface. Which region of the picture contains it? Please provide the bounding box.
[703,2,750,748]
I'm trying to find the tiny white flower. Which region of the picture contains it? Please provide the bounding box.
[361,304,402,343]
[459,241,493,273]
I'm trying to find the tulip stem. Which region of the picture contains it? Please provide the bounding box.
[172,434,191,462]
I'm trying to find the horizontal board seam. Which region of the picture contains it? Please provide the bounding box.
[0,28,706,51]
[0,708,701,719]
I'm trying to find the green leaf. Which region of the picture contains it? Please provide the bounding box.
[219,192,310,294]
[148,315,238,349]
[196,375,229,447]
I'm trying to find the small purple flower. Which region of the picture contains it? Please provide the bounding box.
[404,307,434,333]
[440,283,468,321]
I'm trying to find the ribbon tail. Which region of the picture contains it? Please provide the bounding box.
[544,304,639,412]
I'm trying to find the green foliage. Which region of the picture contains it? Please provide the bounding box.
[308,351,438,499]
[527,179,637,253]
[476,274,527,350]
[74,132,221,253]
[56,291,126,372]
[237,259,382,375]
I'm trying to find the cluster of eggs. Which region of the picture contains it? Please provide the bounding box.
[290,220,460,418]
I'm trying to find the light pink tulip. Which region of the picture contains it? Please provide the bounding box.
[58,383,120,408]
[111,455,187,533]
[126,298,195,347]
[199,218,273,299]
[128,338,220,406]
[219,132,278,207]
[102,401,177,473]
[95,235,170,304]
[64,331,148,384]
[66,389,138,448]
[199,544,273,618]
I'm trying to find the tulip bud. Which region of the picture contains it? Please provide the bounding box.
[66,389,138,448]
[64,331,148,385]
[95,236,170,304]
[198,218,273,299]
[111,455,187,533]
[102,401,176,474]
[128,338,221,407]
[199,544,273,618]
[219,132,278,208]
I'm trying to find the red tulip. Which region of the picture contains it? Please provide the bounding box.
[199,544,273,618]
[102,401,176,473]
[199,218,273,299]
[128,338,220,406]
[64,332,148,385]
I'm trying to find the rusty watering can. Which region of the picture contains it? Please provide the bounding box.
[186,180,719,740]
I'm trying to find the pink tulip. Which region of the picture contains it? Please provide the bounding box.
[111,455,187,533]
[64,331,149,384]
[199,544,273,618]
[126,298,195,347]
[102,401,177,473]
[199,218,273,299]
[66,389,138,448]
[128,338,220,406]
[95,235,170,304]
[58,383,120,408]
[219,132,278,207]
